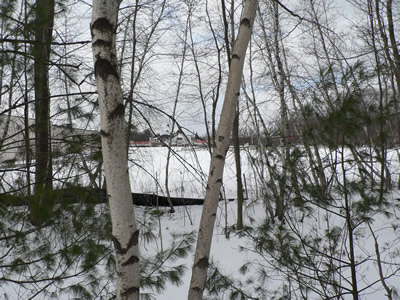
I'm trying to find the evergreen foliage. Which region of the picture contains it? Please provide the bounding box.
[1,0,400,298]
[0,190,197,298]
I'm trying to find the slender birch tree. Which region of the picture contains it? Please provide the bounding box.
[91,1,140,299]
[188,1,258,298]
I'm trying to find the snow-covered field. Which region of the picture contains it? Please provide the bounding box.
[1,146,400,299]
[132,147,262,299]
[128,146,258,200]
[130,146,400,300]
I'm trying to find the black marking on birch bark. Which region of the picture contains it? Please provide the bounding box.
[95,58,119,81]
[91,17,113,37]
[218,136,224,142]
[216,178,222,183]
[232,54,240,60]
[92,39,112,48]
[108,103,125,120]
[111,230,139,255]
[215,154,224,160]
[122,254,139,266]
[111,235,121,251]
[121,287,139,297]
[129,229,139,247]
[211,213,216,217]
[191,287,203,294]
[206,184,210,190]
[210,166,215,176]
[240,18,251,27]
[236,92,240,96]
[100,130,110,137]
[195,257,209,269]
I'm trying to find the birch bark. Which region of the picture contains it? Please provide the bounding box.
[188,1,258,298]
[91,1,140,299]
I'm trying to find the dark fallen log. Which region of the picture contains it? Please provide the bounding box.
[0,187,210,207]
[96,188,204,206]
[132,192,204,206]
[0,187,205,207]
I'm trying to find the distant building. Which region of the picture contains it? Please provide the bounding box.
[130,132,209,148]
[137,132,190,147]
[191,138,208,147]
[130,140,150,147]
[170,131,191,146]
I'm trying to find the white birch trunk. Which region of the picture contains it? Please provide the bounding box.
[91,1,140,299]
[188,1,258,298]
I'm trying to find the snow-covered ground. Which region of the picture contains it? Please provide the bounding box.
[1,146,400,299]
[132,147,262,299]
[128,146,258,200]
[145,198,400,299]
[137,201,257,300]
[130,146,400,300]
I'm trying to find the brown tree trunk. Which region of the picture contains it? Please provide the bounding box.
[31,0,55,225]
[233,110,245,229]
